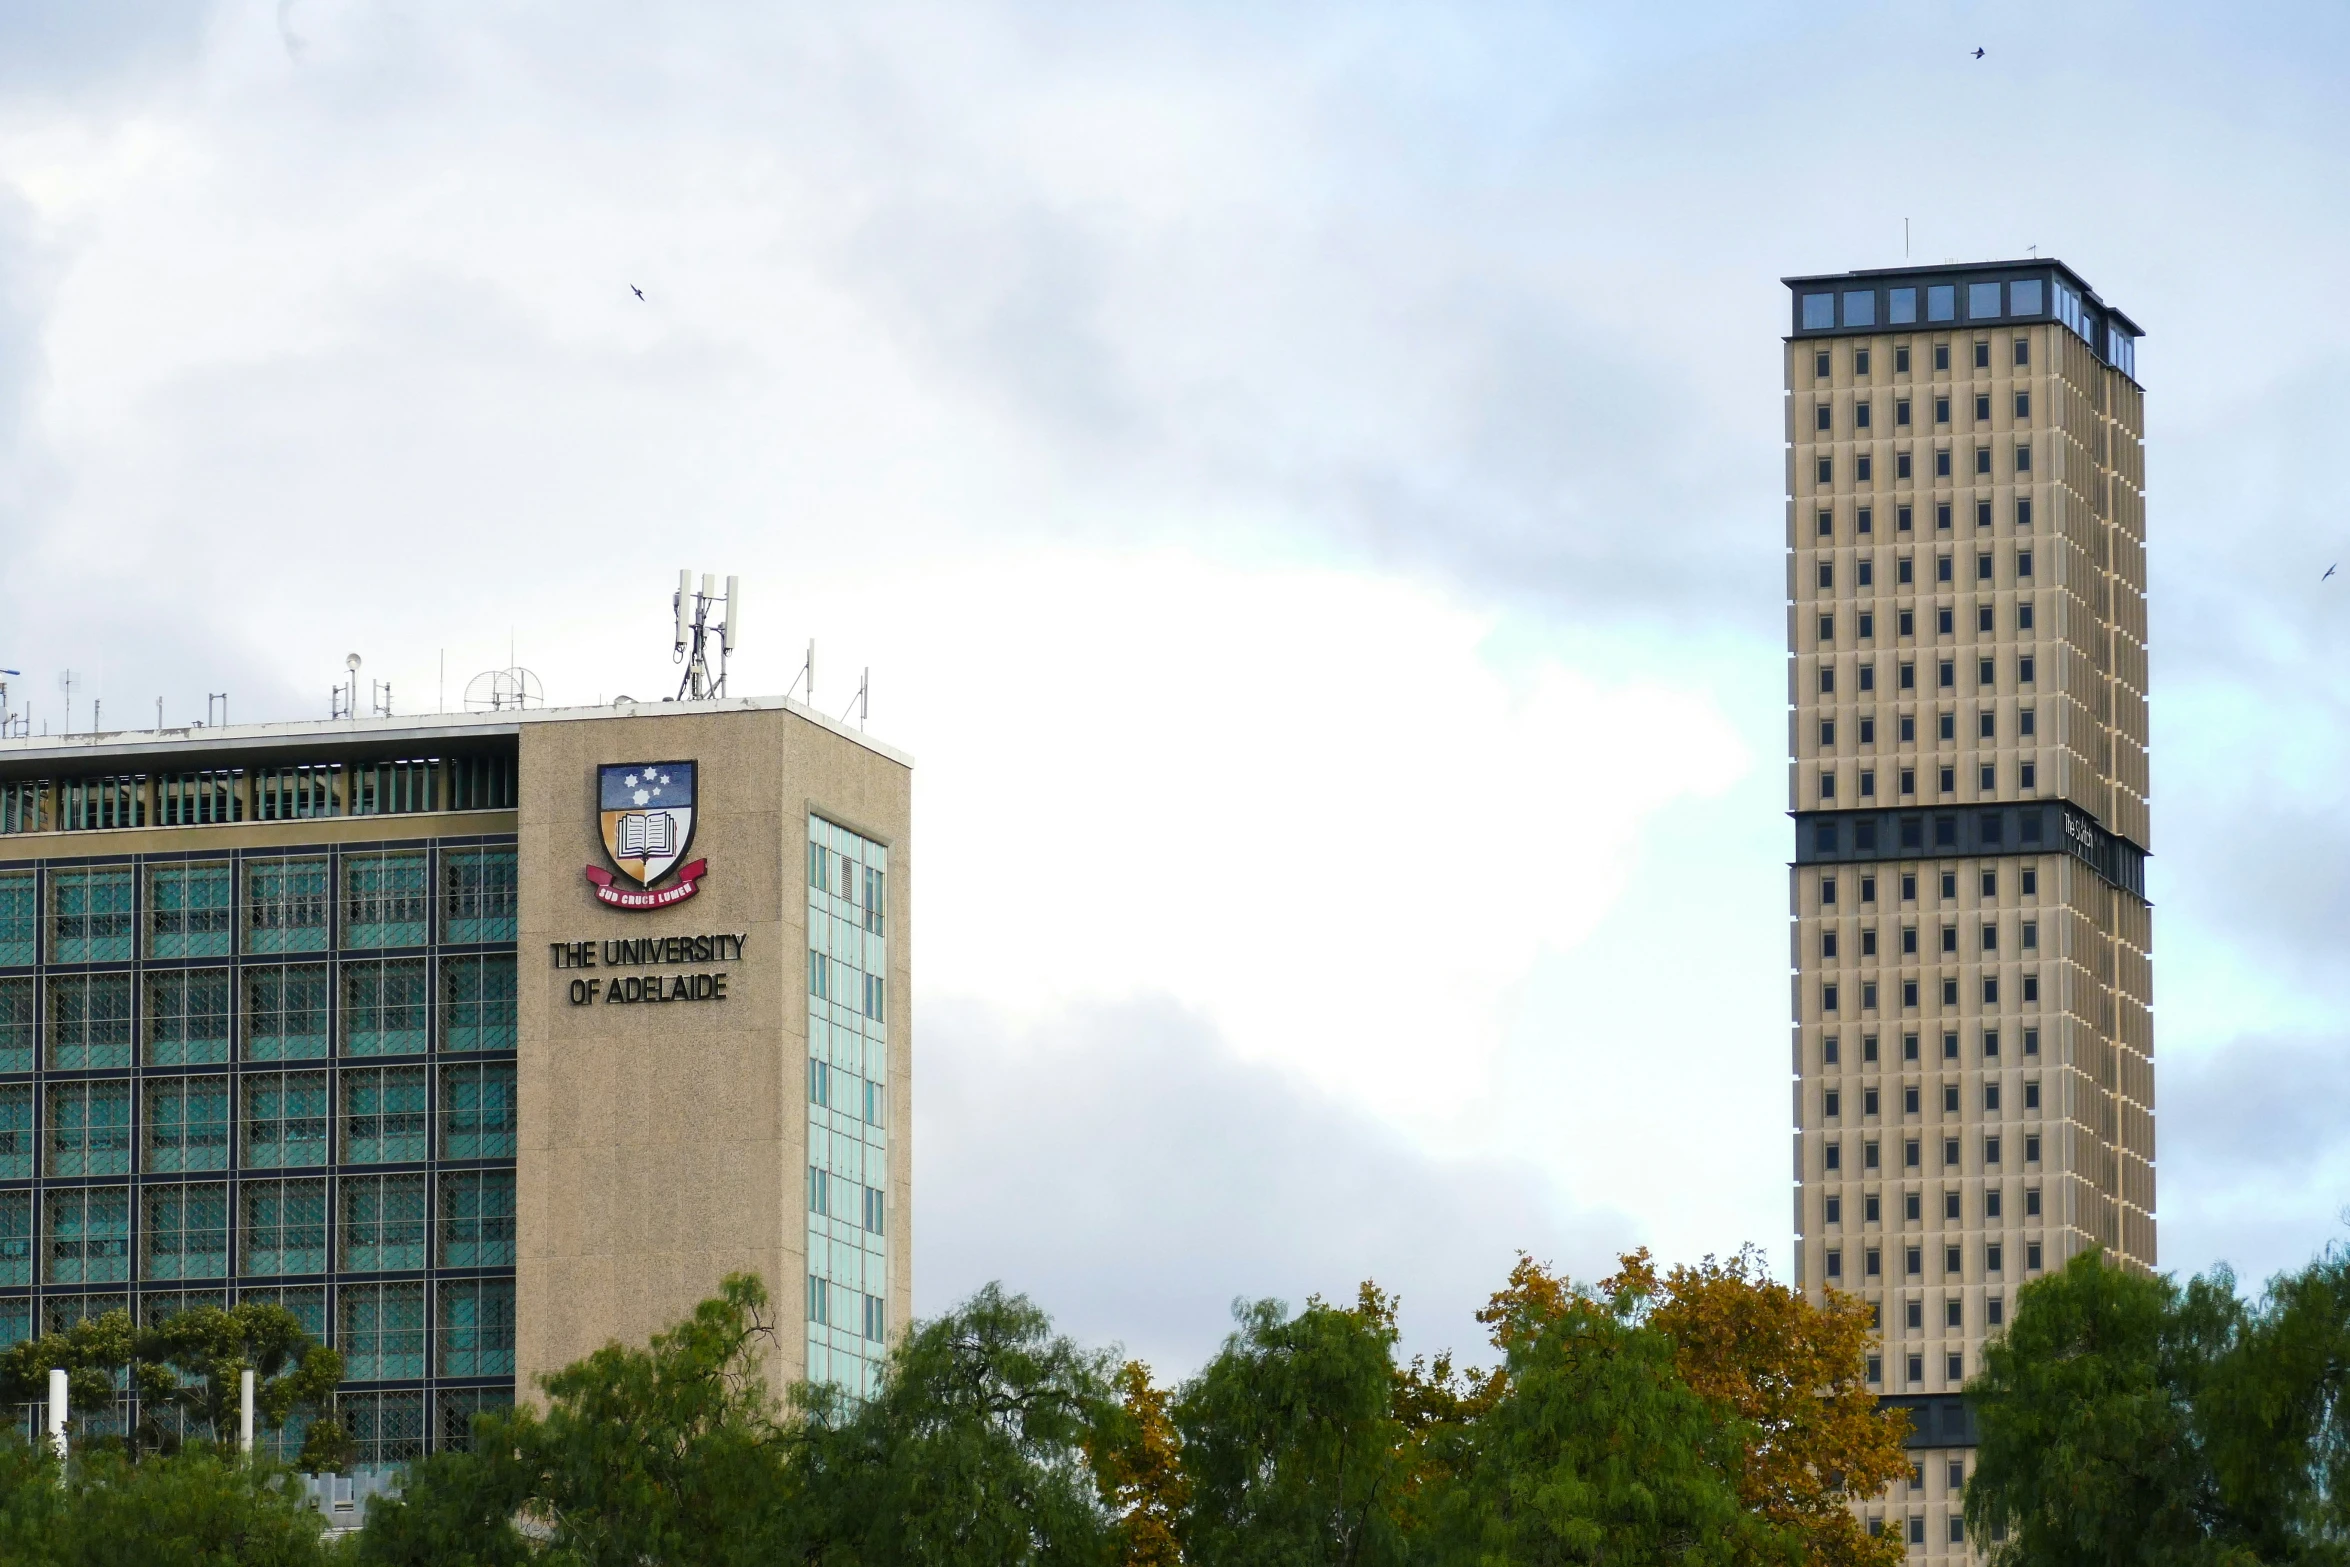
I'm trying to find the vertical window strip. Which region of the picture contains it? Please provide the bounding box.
[440,1062,517,1159]
[143,1076,231,1173]
[440,954,517,1052]
[243,857,330,954]
[142,1182,230,1281]
[343,1066,430,1163]
[148,862,235,958]
[145,967,231,1065]
[441,847,518,943]
[243,963,330,1061]
[47,972,134,1068]
[0,872,34,964]
[436,1169,516,1266]
[239,1179,328,1276]
[241,1071,330,1169]
[0,976,31,1072]
[342,852,430,948]
[50,866,136,962]
[344,958,430,1056]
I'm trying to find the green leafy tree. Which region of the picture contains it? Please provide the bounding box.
[358,1270,789,1567]
[1173,1283,1414,1567]
[0,1309,137,1432]
[0,1437,335,1566]
[132,1303,344,1456]
[785,1281,1122,1566]
[1424,1256,1790,1567]
[1964,1248,2249,1567]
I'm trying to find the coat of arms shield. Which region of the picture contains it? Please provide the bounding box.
[597,761,698,888]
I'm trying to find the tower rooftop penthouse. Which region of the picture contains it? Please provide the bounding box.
[1780,258,2151,1557]
[0,695,911,1470]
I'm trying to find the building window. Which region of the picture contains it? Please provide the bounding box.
[2015,442,2032,472]
[442,1061,518,1159]
[142,1182,230,1281]
[441,847,520,942]
[1857,456,1873,481]
[1935,449,1951,478]
[2015,391,2031,419]
[2018,550,2034,578]
[1825,1143,1842,1172]
[50,866,136,963]
[438,1278,517,1376]
[45,1186,131,1284]
[441,953,518,1052]
[244,963,331,1061]
[245,857,330,955]
[48,972,134,1069]
[240,1178,328,1276]
[1856,402,1872,429]
[2022,974,2039,1001]
[241,1071,330,1169]
[1934,394,1950,423]
[343,958,430,1056]
[1929,289,1956,325]
[1826,1249,1842,1278]
[1905,1139,1921,1169]
[1815,404,1832,433]
[343,1066,430,1164]
[145,968,231,1067]
[1902,980,1919,1008]
[1802,294,1834,330]
[1818,509,1834,537]
[438,1169,517,1266]
[0,874,31,967]
[144,1076,231,1173]
[48,1080,133,1176]
[1898,505,1913,531]
[342,851,430,949]
[1817,458,1832,484]
[2020,656,2036,683]
[1973,337,1992,366]
[340,1173,429,1269]
[340,1281,428,1380]
[0,1084,29,1179]
[149,862,234,959]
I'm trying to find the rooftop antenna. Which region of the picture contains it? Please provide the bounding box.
[1904,217,1910,259]
[464,665,543,711]
[333,653,362,720]
[672,570,739,700]
[0,670,20,739]
[207,693,229,728]
[786,638,815,705]
[56,669,75,735]
[841,667,868,730]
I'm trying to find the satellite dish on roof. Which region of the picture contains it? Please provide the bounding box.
[464,667,544,711]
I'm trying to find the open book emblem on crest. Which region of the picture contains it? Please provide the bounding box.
[585,761,708,910]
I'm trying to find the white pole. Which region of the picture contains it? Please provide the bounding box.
[46,1367,66,1462]
[240,1369,257,1457]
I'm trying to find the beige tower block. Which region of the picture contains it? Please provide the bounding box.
[515,706,913,1402]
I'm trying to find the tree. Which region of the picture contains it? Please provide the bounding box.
[1627,1248,1910,1567]
[0,1437,336,1566]
[358,1270,791,1567]
[1174,1284,1414,1567]
[1093,1361,1188,1567]
[1425,1255,1783,1567]
[132,1303,344,1458]
[0,1309,137,1432]
[786,1281,1122,1566]
[1963,1248,2246,1567]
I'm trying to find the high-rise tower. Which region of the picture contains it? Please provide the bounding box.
[1783,262,2151,1555]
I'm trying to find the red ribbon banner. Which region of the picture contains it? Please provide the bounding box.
[584,860,708,910]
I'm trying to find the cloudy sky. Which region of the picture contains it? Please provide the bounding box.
[5,0,2349,1373]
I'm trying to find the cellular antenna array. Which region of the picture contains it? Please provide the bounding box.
[673,571,740,700]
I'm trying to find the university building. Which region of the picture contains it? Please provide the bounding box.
[1781,262,2152,1555]
[0,697,911,1466]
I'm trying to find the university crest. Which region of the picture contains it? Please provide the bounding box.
[584,760,708,909]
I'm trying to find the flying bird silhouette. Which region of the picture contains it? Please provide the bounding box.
[1973,46,1986,58]
[631,285,645,300]
[2326,564,2338,581]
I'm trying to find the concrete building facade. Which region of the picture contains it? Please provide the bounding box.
[1781,261,2152,1556]
[0,696,909,1466]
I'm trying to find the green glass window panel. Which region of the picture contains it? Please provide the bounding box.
[144,1076,231,1173]
[147,862,233,958]
[241,1072,329,1169]
[237,1283,325,1336]
[0,1083,30,1179]
[341,852,428,949]
[440,954,517,1052]
[243,857,328,954]
[437,1169,516,1266]
[138,1289,229,1328]
[441,847,518,943]
[143,1182,229,1280]
[0,1299,26,1350]
[344,1389,426,1466]
[145,967,231,1066]
[440,1062,517,1159]
[436,1386,513,1453]
[342,959,429,1056]
[243,964,329,1061]
[343,1067,429,1163]
[338,1283,426,1380]
[0,1190,29,1286]
[238,1180,327,1276]
[0,976,30,1072]
[340,1174,428,1271]
[48,1080,132,1176]
[48,972,133,1069]
[0,873,33,966]
[46,1186,131,1284]
[437,1278,516,1376]
[50,867,135,963]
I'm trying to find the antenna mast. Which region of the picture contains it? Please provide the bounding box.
[672,571,741,700]
[0,671,20,740]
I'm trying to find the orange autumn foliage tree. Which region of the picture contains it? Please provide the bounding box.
[1096,1360,1190,1567]
[1610,1246,1912,1567]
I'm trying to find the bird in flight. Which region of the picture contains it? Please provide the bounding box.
[1973,46,1986,58]
[2326,564,2337,581]
[631,285,645,300]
